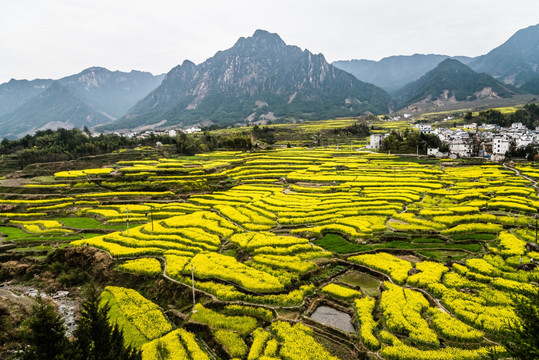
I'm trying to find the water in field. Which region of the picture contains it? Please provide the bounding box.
[310,306,355,332]
[338,270,381,296]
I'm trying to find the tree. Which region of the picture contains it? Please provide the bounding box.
[252,125,275,144]
[381,130,440,154]
[499,288,539,360]
[72,284,141,360]
[20,296,71,360]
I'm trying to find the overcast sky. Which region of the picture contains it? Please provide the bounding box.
[1,0,538,84]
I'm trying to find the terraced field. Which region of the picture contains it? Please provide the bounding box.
[1,147,538,359]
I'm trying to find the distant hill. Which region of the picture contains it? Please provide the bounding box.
[57,67,164,118]
[0,68,164,138]
[100,29,393,132]
[0,79,53,116]
[469,23,539,86]
[394,59,514,109]
[334,24,539,93]
[333,55,473,94]
[0,82,111,138]
[520,78,539,95]
[2,24,538,137]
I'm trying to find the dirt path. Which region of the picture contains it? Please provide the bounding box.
[0,178,31,187]
[503,163,538,188]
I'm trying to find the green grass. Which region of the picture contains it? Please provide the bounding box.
[412,237,444,244]
[309,265,348,283]
[0,226,35,240]
[313,233,482,254]
[379,241,482,252]
[418,250,468,262]
[12,235,88,243]
[8,245,53,253]
[55,217,127,230]
[451,233,496,241]
[0,225,100,243]
[80,233,102,239]
[313,233,369,253]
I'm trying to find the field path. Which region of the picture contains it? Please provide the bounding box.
[158,255,309,310]
[503,163,538,188]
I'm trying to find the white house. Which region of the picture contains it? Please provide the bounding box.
[463,123,477,130]
[368,134,385,150]
[183,127,202,134]
[416,124,433,134]
[516,135,533,148]
[448,140,472,158]
[492,136,511,155]
[510,122,526,131]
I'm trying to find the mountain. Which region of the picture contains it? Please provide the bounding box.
[57,67,164,118]
[394,59,514,108]
[334,24,539,93]
[0,78,53,116]
[520,78,539,95]
[333,55,474,94]
[0,68,164,138]
[100,30,393,132]
[469,23,539,86]
[0,82,112,138]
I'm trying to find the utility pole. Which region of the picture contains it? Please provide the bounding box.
[191,264,197,313]
[125,206,129,236]
[535,214,538,243]
[150,204,154,232]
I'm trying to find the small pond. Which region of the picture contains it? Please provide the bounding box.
[310,306,355,332]
[338,270,381,297]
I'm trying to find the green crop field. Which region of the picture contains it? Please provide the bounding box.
[1,143,538,360]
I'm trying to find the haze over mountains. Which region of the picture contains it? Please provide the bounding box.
[332,24,539,94]
[0,68,164,138]
[332,55,474,94]
[1,24,538,138]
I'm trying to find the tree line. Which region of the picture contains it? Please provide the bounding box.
[0,128,254,169]
[465,103,539,128]
[381,129,442,154]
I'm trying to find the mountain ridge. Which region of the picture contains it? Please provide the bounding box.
[0,78,54,116]
[57,67,165,118]
[100,29,393,132]
[0,68,164,138]
[333,54,474,93]
[0,81,111,138]
[333,23,539,93]
[469,23,539,86]
[394,58,515,109]
[1,24,539,137]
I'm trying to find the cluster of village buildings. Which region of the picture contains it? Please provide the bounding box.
[105,127,202,140]
[369,116,538,161]
[99,116,538,162]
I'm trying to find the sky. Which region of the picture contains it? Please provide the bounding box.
[1,0,538,84]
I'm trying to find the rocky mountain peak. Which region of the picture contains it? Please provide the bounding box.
[99,30,392,132]
[232,29,290,55]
